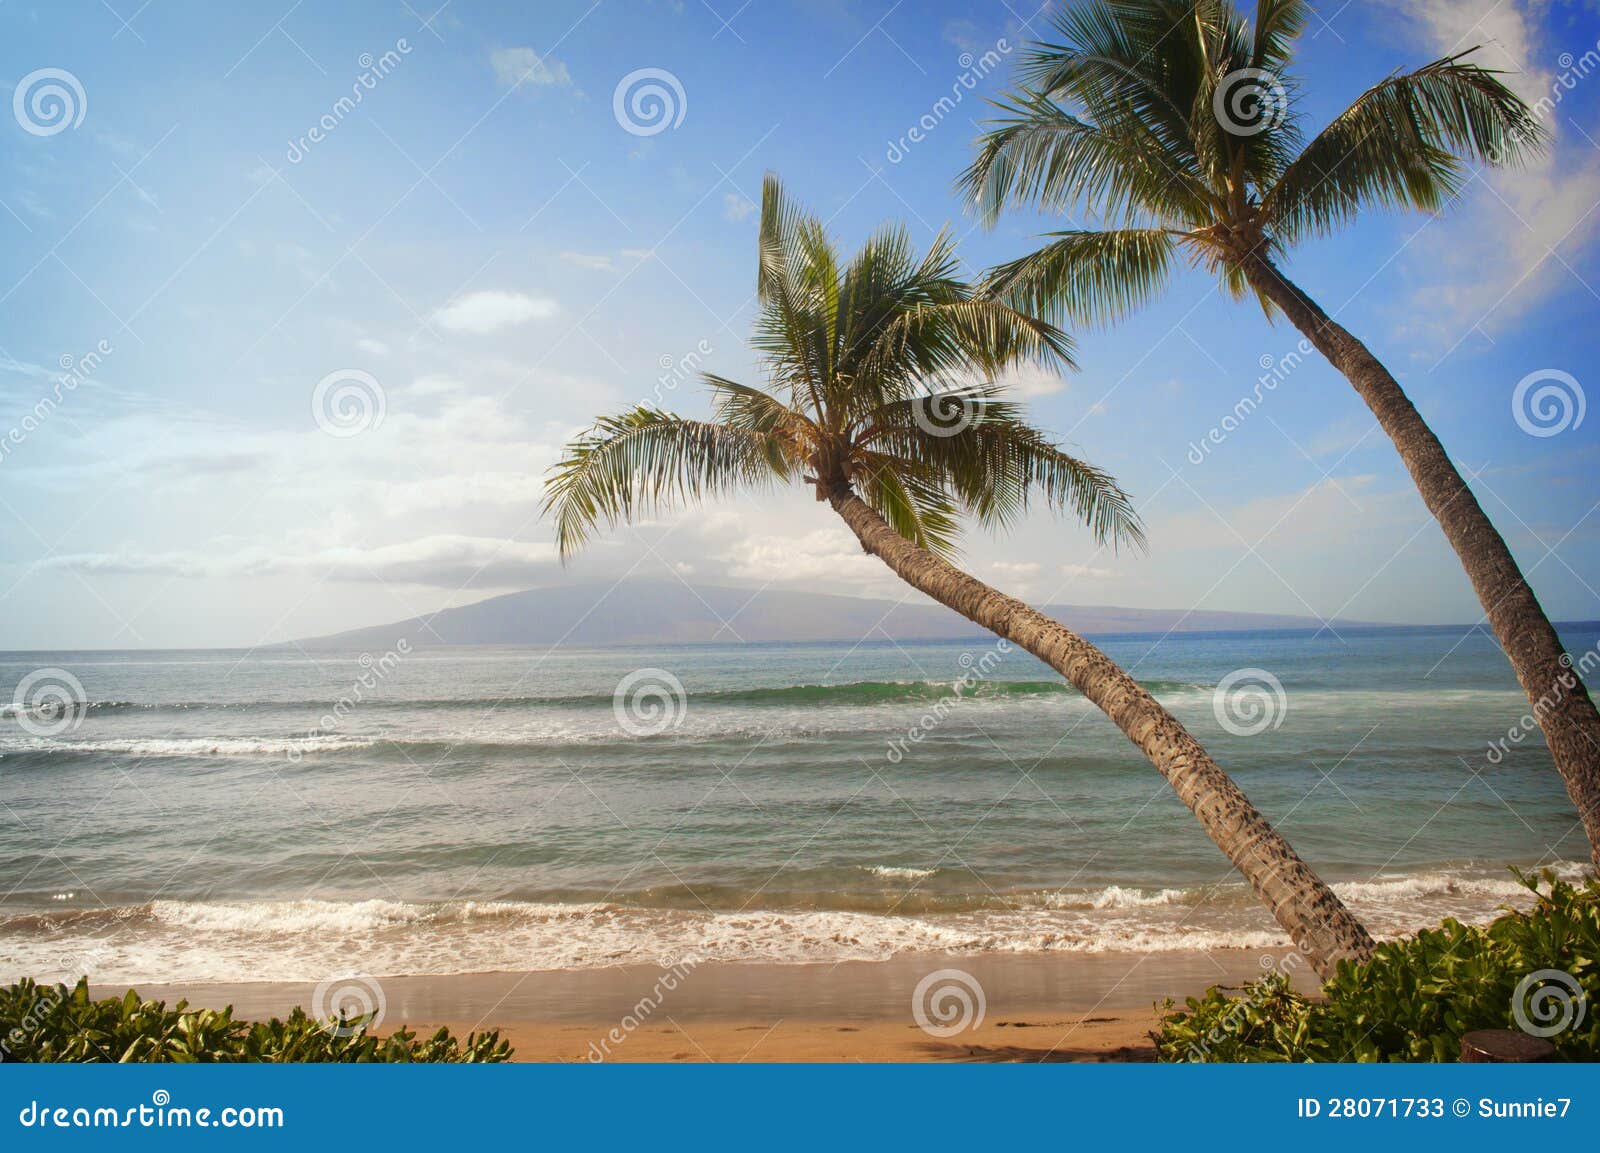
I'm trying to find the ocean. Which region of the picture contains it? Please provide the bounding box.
[0,625,1593,986]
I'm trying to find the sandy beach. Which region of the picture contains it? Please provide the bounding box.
[105,949,1306,1062]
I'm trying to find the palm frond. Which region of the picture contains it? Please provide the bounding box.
[983,228,1179,329]
[1261,51,1548,243]
[542,407,793,559]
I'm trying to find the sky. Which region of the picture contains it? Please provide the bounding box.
[1,0,1598,650]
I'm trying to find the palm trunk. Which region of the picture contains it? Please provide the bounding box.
[1242,252,1600,868]
[828,487,1374,978]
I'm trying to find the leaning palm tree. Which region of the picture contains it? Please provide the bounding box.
[544,173,1373,976]
[961,0,1600,865]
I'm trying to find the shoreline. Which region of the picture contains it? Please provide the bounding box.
[99,948,1306,1063]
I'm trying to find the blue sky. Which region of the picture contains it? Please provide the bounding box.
[1,0,1598,649]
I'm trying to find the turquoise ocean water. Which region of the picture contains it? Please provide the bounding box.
[0,624,1593,984]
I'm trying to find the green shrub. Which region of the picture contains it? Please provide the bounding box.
[0,979,513,1063]
[1158,871,1600,1062]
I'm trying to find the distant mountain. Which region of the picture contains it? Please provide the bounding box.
[291,579,1378,649]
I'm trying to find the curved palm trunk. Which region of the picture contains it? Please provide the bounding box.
[1242,253,1600,868]
[828,487,1374,978]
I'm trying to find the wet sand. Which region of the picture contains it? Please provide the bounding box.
[109,948,1303,1062]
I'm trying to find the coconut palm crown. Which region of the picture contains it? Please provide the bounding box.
[546,172,1144,561]
[960,0,1545,319]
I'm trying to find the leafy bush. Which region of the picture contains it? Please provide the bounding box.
[0,979,513,1063]
[1158,871,1600,1062]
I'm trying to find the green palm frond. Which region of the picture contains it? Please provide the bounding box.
[542,407,795,559]
[959,91,1214,226]
[983,228,1180,329]
[1262,52,1548,243]
[965,3,1545,321]
[546,173,1145,565]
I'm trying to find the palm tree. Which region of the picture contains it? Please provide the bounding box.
[961,0,1600,866]
[543,173,1374,976]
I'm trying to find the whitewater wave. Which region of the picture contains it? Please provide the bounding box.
[3,864,1582,985]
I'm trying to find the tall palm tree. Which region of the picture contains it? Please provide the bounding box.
[961,0,1600,866]
[544,173,1374,976]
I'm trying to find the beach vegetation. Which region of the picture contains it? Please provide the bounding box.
[1157,872,1600,1061]
[0,979,513,1063]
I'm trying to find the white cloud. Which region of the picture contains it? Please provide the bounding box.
[722,192,757,222]
[560,251,615,271]
[489,47,571,90]
[997,362,1067,398]
[433,290,558,334]
[1376,0,1600,346]
[356,338,390,356]
[51,535,557,589]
